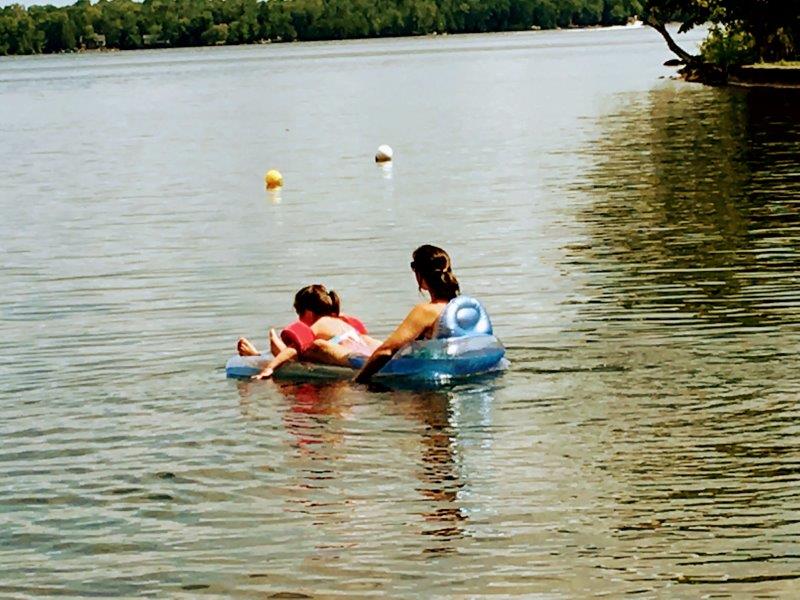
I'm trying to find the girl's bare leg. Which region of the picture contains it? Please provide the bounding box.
[269,328,287,356]
[237,337,260,356]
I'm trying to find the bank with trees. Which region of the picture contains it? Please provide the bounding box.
[644,0,799,85]
[0,0,643,55]
[2,0,797,87]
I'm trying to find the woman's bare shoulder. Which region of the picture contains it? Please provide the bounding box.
[409,302,446,322]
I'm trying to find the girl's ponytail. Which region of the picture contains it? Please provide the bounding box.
[327,289,341,316]
[294,284,341,317]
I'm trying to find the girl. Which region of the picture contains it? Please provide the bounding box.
[237,284,380,380]
[355,245,460,383]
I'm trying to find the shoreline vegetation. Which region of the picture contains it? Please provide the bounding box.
[644,1,799,87]
[2,1,797,88]
[0,0,645,55]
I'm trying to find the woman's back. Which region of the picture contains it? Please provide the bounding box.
[354,244,460,383]
[415,301,449,340]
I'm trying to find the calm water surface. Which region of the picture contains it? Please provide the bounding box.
[1,27,799,598]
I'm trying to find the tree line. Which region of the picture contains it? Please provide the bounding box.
[0,0,643,55]
[3,0,794,67]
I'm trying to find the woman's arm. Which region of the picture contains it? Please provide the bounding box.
[252,346,297,380]
[354,305,432,383]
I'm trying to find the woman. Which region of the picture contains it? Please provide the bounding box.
[355,245,460,383]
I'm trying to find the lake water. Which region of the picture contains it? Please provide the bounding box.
[2,26,799,598]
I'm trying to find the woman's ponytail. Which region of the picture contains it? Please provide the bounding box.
[440,270,460,299]
[411,245,460,301]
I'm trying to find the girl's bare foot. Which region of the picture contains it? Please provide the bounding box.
[269,328,287,356]
[237,337,260,356]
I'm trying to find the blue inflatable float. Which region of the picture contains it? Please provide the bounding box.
[225,296,508,383]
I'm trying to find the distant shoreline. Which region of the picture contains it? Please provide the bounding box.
[67,21,645,52]
[3,19,646,58]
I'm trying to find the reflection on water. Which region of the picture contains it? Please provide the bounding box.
[232,378,496,590]
[564,84,800,594]
[378,161,394,180]
[238,379,495,553]
[573,86,800,332]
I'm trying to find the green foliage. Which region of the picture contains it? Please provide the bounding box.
[700,25,756,69]
[604,0,642,26]
[1,0,794,64]
[201,22,228,44]
[36,9,78,52]
[0,4,44,54]
[0,0,644,55]
[643,0,800,64]
[641,0,711,33]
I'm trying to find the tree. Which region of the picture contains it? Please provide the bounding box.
[202,22,228,44]
[37,9,77,52]
[1,4,43,54]
[643,0,799,66]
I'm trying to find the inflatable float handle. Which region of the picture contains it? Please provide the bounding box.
[435,296,493,338]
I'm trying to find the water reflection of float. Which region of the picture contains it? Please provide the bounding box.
[234,372,498,551]
[226,296,508,385]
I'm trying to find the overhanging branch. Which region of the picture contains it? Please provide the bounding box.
[646,18,698,64]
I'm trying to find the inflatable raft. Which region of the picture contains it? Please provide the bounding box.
[226,296,507,384]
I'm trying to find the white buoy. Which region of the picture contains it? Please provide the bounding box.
[375,144,393,163]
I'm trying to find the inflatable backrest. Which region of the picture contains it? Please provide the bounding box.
[434,296,493,339]
[339,314,368,335]
[281,321,316,353]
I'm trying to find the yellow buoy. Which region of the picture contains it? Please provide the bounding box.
[265,169,283,189]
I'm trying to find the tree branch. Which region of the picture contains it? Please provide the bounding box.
[646,18,698,64]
